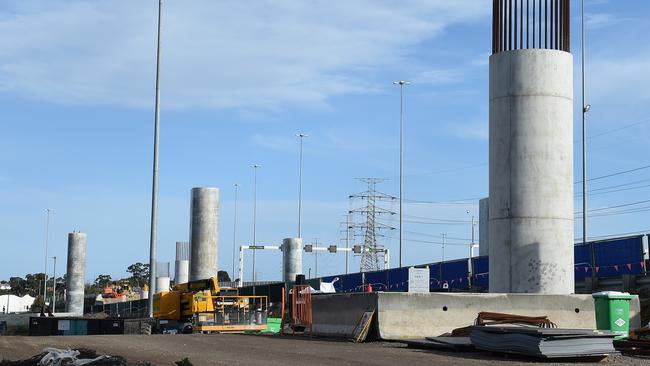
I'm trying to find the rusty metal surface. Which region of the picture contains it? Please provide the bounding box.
[492,0,570,54]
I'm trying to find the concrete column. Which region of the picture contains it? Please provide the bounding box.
[282,238,303,283]
[189,187,219,281]
[489,49,574,294]
[175,241,190,285]
[155,277,171,293]
[65,232,87,315]
[478,198,489,257]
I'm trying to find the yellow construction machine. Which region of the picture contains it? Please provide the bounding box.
[153,277,268,333]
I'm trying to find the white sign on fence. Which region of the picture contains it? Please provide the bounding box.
[57,319,70,331]
[408,267,430,293]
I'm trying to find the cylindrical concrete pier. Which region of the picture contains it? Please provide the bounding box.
[478,198,489,257]
[282,238,303,283]
[189,187,219,281]
[155,277,170,293]
[488,49,574,294]
[175,241,190,285]
[65,232,87,314]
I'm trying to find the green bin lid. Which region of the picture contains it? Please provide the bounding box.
[592,291,634,299]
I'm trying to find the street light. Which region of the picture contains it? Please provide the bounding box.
[251,164,261,290]
[232,183,239,282]
[466,210,475,259]
[441,233,446,262]
[42,208,53,302]
[580,0,595,278]
[296,133,308,238]
[51,256,57,314]
[147,0,164,318]
[393,80,410,268]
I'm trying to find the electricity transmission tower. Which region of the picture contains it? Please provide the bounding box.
[348,178,396,272]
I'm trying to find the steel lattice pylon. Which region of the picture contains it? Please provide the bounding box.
[348,178,395,272]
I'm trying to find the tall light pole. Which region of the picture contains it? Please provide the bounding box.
[441,233,446,262]
[42,208,53,302]
[232,183,239,282]
[252,164,261,290]
[314,238,319,278]
[296,133,308,238]
[147,0,163,317]
[467,210,475,259]
[580,0,596,278]
[51,256,57,313]
[393,80,410,268]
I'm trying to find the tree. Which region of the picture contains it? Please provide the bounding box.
[94,274,112,289]
[217,270,231,283]
[127,262,150,288]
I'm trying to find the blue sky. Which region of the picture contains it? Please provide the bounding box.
[1,1,649,283]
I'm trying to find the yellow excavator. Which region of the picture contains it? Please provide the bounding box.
[153,277,268,333]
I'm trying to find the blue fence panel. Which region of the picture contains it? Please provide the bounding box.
[441,259,470,289]
[594,236,644,278]
[387,267,409,292]
[472,256,489,289]
[321,272,363,293]
[429,263,442,290]
[365,270,389,291]
[574,243,593,281]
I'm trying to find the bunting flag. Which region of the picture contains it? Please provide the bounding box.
[614,265,619,272]
[627,263,632,271]
[584,267,589,273]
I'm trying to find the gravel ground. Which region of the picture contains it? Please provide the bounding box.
[0,334,648,366]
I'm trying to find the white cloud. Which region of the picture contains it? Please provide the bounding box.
[588,53,650,106]
[0,0,489,110]
[586,13,625,30]
[413,68,463,85]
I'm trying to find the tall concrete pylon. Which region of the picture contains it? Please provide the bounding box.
[175,241,190,285]
[489,0,574,294]
[189,187,219,281]
[66,232,87,315]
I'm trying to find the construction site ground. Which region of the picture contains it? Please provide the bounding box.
[0,333,648,366]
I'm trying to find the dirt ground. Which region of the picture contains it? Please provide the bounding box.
[0,333,648,366]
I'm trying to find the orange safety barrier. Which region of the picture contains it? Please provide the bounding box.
[291,285,312,335]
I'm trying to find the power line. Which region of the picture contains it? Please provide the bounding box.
[574,117,650,143]
[402,214,472,223]
[575,178,650,195]
[403,198,481,206]
[402,230,470,242]
[574,230,650,242]
[585,199,650,213]
[574,164,650,184]
[574,182,650,197]
[576,206,650,218]
[385,236,469,247]
[404,220,471,226]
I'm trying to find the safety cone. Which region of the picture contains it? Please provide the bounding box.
[366,283,373,293]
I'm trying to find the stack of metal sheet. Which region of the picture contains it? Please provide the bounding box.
[403,337,474,351]
[470,326,617,359]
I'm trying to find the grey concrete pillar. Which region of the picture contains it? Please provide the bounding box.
[478,198,489,257]
[189,187,219,281]
[65,232,87,315]
[155,277,170,293]
[282,238,303,283]
[175,241,190,285]
[488,49,574,294]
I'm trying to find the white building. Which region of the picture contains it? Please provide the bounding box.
[0,294,35,313]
